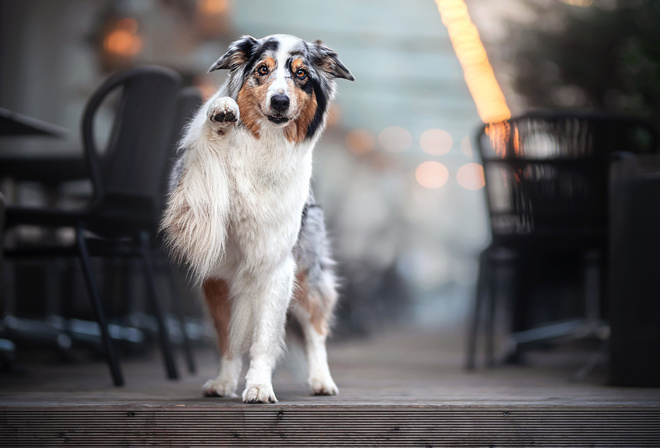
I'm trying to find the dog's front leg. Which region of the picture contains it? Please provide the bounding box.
[240,257,296,404]
[162,95,239,280]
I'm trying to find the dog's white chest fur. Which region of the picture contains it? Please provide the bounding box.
[221,129,313,272]
[179,113,314,278]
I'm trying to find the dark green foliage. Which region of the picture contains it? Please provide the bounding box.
[511,0,660,126]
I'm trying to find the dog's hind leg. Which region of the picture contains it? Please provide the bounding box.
[201,278,242,397]
[290,269,339,396]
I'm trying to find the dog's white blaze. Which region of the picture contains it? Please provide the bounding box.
[266,36,303,116]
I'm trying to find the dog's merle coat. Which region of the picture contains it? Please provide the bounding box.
[163,34,353,403]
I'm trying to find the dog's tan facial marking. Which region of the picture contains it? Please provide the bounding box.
[256,57,276,81]
[284,89,317,144]
[203,278,233,358]
[293,271,329,335]
[291,58,304,73]
[236,57,279,138]
[282,59,317,144]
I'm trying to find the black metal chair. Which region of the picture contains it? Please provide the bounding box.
[3,66,184,386]
[466,111,658,369]
[0,192,17,370]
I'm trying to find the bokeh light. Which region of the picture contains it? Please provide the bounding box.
[198,0,229,15]
[559,0,593,6]
[345,129,376,155]
[326,103,342,127]
[378,126,412,153]
[103,18,142,57]
[415,161,449,189]
[456,162,485,190]
[420,129,453,155]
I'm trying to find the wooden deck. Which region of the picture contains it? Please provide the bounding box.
[1,329,659,447]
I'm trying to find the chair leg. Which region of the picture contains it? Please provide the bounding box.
[139,231,178,380]
[466,249,488,370]
[165,263,196,374]
[484,259,496,368]
[76,225,124,387]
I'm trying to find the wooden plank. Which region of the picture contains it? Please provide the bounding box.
[2,404,660,447]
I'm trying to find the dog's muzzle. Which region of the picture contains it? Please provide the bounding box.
[267,94,290,124]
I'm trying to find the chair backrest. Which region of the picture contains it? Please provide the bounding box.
[476,111,658,246]
[158,86,203,215]
[82,66,182,229]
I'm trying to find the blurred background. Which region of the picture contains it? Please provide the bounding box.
[1,0,659,369]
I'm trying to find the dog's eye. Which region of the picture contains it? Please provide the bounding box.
[295,69,307,80]
[257,65,269,76]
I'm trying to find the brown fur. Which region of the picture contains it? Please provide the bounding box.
[236,57,277,138]
[237,82,266,138]
[284,59,318,144]
[293,271,329,335]
[284,86,317,144]
[202,278,233,358]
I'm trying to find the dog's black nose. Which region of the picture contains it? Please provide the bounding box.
[270,94,290,112]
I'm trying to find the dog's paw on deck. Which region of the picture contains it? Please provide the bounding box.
[309,376,339,396]
[242,383,278,404]
[202,378,238,398]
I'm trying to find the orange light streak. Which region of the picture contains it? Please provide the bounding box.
[434,0,511,123]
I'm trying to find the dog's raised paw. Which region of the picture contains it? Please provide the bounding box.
[309,376,339,396]
[207,97,240,133]
[242,384,277,404]
[202,378,238,398]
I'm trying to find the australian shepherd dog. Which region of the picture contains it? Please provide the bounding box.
[161,34,354,403]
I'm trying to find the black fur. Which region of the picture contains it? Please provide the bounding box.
[306,79,329,140]
[244,38,279,75]
[208,35,258,73]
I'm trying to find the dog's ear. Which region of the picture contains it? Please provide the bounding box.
[311,40,355,81]
[208,35,259,73]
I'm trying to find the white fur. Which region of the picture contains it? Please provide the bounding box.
[163,34,350,403]
[166,93,314,404]
[289,303,338,395]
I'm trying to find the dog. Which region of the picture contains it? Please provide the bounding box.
[161,34,354,403]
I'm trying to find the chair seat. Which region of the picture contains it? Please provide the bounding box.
[5,204,154,239]
[5,205,88,227]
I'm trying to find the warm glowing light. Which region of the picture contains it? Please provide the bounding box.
[420,129,453,155]
[198,0,229,15]
[416,161,449,189]
[195,77,219,101]
[460,135,473,158]
[484,121,511,158]
[559,0,593,6]
[326,103,342,127]
[434,0,510,123]
[103,18,142,57]
[346,129,376,155]
[378,126,412,153]
[456,163,485,190]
